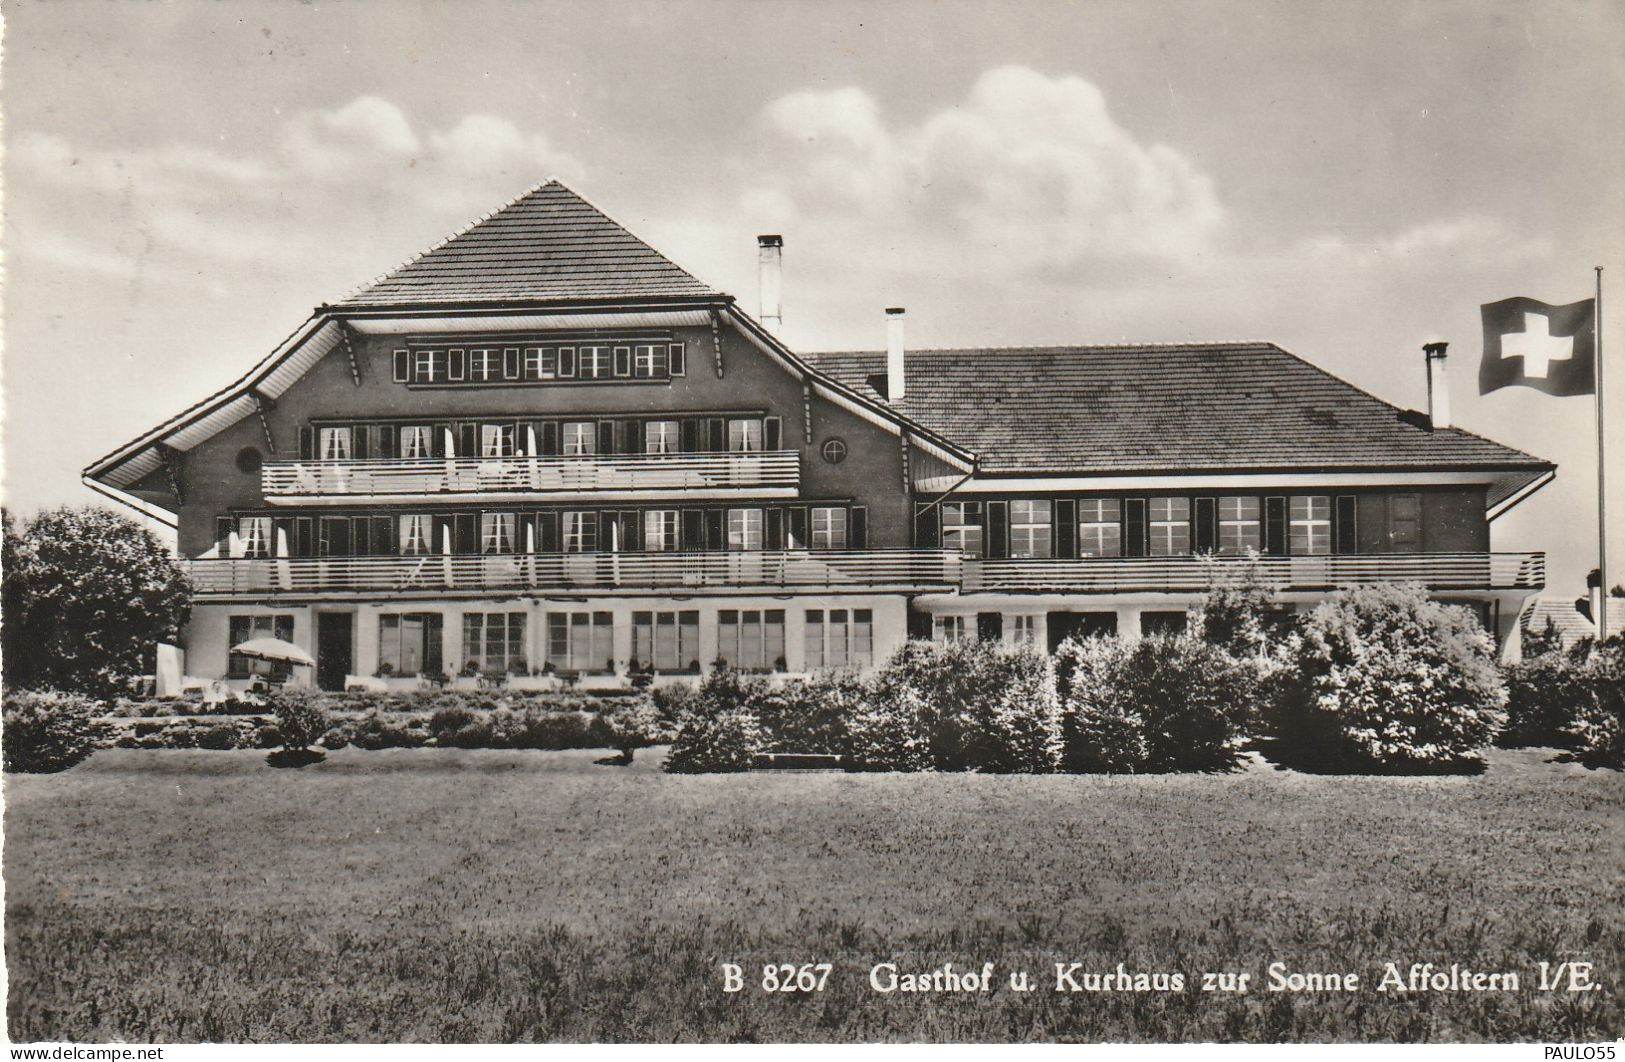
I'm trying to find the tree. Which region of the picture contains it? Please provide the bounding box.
[2,506,192,696]
[1192,548,1284,656]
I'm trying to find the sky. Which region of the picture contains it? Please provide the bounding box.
[2,0,1622,597]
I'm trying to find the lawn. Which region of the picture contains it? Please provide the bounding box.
[4,746,1620,1042]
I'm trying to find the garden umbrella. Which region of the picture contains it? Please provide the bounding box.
[228,637,316,668]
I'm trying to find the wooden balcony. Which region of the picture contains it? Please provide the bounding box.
[260,451,801,504]
[182,549,961,597]
[960,552,1545,594]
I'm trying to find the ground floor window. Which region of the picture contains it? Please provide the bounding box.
[631,610,700,672]
[463,612,527,674]
[1290,495,1333,555]
[804,608,873,670]
[717,609,785,670]
[1007,613,1040,646]
[546,611,613,673]
[1140,611,1188,636]
[227,614,294,678]
[378,613,443,676]
[933,614,972,643]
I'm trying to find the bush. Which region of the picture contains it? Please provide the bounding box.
[1055,634,1247,773]
[349,712,427,750]
[254,724,284,749]
[195,723,244,751]
[268,688,330,751]
[844,680,932,772]
[1569,638,1625,768]
[665,710,762,773]
[753,673,865,755]
[858,640,1061,773]
[601,697,673,762]
[3,690,108,773]
[1269,584,1505,770]
[1501,653,1593,748]
[428,704,478,742]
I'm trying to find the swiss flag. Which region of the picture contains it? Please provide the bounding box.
[1479,296,1596,396]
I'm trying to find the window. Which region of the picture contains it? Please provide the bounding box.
[933,615,972,643]
[633,344,669,378]
[1218,496,1262,555]
[480,512,516,554]
[728,508,763,550]
[318,427,352,460]
[522,347,555,381]
[644,510,679,552]
[563,421,596,456]
[237,516,273,558]
[400,425,433,459]
[546,612,613,672]
[716,609,785,670]
[399,514,433,556]
[579,345,613,380]
[1148,497,1191,556]
[468,347,501,382]
[1008,614,1039,647]
[227,614,294,677]
[1141,611,1189,636]
[1290,495,1332,555]
[413,348,447,383]
[727,418,764,452]
[821,438,847,464]
[378,613,442,676]
[941,502,983,558]
[645,421,680,454]
[811,507,847,549]
[1010,499,1052,558]
[804,608,873,670]
[1389,493,1421,550]
[463,612,527,673]
[562,512,597,552]
[1077,499,1122,557]
[479,423,516,457]
[631,610,700,671]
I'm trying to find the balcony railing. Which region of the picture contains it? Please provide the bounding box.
[961,552,1545,594]
[183,549,961,596]
[260,451,801,502]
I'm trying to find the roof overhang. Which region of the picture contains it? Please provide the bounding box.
[950,466,1556,504]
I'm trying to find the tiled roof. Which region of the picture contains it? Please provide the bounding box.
[802,343,1552,475]
[337,180,718,307]
[1520,596,1625,647]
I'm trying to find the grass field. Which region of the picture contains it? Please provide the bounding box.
[4,746,1621,1043]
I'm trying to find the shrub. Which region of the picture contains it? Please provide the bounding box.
[665,710,762,773]
[349,711,427,750]
[1501,653,1593,748]
[753,672,865,755]
[427,704,478,742]
[3,690,108,773]
[858,640,1061,773]
[601,697,673,763]
[195,724,243,751]
[320,727,350,751]
[254,724,284,749]
[1269,584,1505,770]
[268,688,330,751]
[844,680,932,771]
[1055,634,1247,773]
[1569,638,1625,768]
[1191,549,1283,656]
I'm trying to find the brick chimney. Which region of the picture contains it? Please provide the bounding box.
[757,235,783,335]
[886,307,906,402]
[1424,341,1451,429]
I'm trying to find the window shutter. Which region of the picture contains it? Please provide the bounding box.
[298,426,314,460]
[377,424,397,459]
[215,517,232,556]
[1124,499,1147,558]
[273,518,294,558]
[707,417,726,452]
[682,509,704,552]
[558,346,576,378]
[851,505,868,549]
[764,416,782,451]
[350,516,371,557]
[503,347,520,380]
[540,511,560,553]
[598,511,617,551]
[431,424,449,458]
[1335,495,1358,554]
[788,506,809,549]
[458,423,477,459]
[448,348,466,381]
[914,501,940,548]
[1264,496,1288,556]
[766,508,785,550]
[454,513,477,554]
[625,420,644,456]
[393,349,410,383]
[705,509,725,550]
[1056,499,1077,558]
[614,346,632,377]
[987,501,1009,558]
[618,512,640,552]
[680,418,699,453]
[353,425,371,460]
[598,421,615,455]
[373,516,394,555]
[670,342,685,376]
[1194,497,1217,554]
[540,421,559,456]
[294,516,314,557]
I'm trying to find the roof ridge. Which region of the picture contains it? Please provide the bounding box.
[339,178,556,302]
[805,341,1279,356]
[557,181,718,294]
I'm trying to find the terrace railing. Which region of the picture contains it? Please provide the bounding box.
[183,548,961,596]
[961,551,1545,593]
[260,450,801,502]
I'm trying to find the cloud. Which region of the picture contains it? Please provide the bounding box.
[753,66,1225,269]
[1299,215,1553,266]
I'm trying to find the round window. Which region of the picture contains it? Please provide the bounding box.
[820,438,848,465]
[235,446,264,474]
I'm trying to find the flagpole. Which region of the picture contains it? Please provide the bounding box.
[1597,266,1608,641]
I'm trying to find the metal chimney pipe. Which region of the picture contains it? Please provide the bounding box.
[757,235,783,335]
[886,308,907,402]
[1424,341,1451,429]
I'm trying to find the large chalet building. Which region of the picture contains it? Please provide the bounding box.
[84,181,1554,690]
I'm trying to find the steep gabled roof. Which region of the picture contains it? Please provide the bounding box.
[335,180,718,308]
[802,343,1553,480]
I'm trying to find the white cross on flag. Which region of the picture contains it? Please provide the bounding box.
[1480,296,1596,396]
